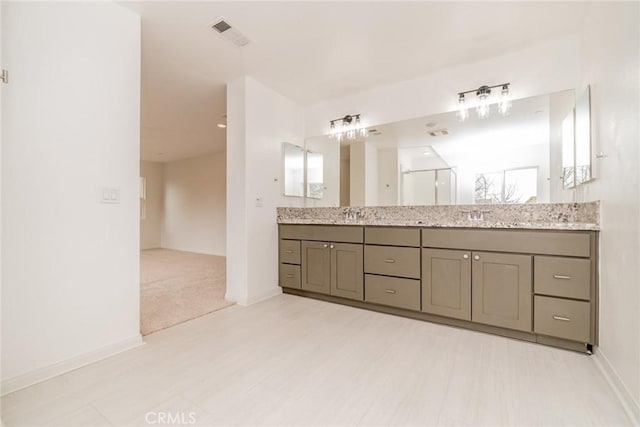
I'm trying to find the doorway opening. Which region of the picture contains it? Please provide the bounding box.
[139,154,231,335]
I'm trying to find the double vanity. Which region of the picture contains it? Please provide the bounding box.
[277,203,599,354]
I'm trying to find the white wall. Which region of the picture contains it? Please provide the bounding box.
[1,2,141,388]
[140,161,164,250]
[226,76,305,305]
[304,36,581,136]
[576,2,640,419]
[377,148,398,206]
[161,153,226,256]
[349,142,366,206]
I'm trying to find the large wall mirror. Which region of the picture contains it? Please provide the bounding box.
[300,88,594,207]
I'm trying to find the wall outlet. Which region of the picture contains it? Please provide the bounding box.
[100,187,120,204]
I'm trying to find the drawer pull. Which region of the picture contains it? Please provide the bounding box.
[384,259,396,263]
[286,274,294,278]
[284,250,294,254]
[553,275,572,280]
[552,315,571,322]
[384,289,397,294]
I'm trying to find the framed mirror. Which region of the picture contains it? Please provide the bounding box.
[282,142,305,197]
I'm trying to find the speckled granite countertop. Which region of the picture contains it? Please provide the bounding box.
[277,202,600,231]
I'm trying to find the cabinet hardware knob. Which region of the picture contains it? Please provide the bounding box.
[330,244,335,249]
[553,275,571,280]
[463,254,469,259]
[474,255,480,261]
[384,289,397,294]
[284,250,294,254]
[286,274,294,278]
[323,244,328,248]
[383,259,396,263]
[552,315,571,322]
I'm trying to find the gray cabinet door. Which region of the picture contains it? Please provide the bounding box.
[331,243,364,301]
[472,252,532,332]
[301,241,331,295]
[422,248,471,320]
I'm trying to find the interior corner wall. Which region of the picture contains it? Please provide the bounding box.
[1,2,141,387]
[140,161,164,250]
[226,76,305,306]
[161,153,226,256]
[576,1,640,418]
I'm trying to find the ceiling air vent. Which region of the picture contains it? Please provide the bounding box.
[212,20,232,33]
[428,128,449,137]
[368,129,382,136]
[210,18,250,47]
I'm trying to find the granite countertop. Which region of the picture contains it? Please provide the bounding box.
[276,202,600,231]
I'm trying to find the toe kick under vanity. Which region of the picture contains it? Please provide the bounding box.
[277,203,600,354]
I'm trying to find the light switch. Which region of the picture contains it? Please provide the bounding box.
[256,197,263,207]
[100,187,120,204]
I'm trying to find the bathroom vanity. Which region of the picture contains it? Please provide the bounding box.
[277,203,599,354]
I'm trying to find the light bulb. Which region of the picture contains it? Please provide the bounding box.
[499,85,511,116]
[457,94,468,122]
[476,102,490,119]
[475,86,491,119]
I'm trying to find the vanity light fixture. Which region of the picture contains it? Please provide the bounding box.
[329,114,366,141]
[457,83,512,121]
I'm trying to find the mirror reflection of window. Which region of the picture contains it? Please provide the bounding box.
[575,86,592,185]
[306,151,324,199]
[561,110,576,189]
[283,143,305,197]
[475,167,538,204]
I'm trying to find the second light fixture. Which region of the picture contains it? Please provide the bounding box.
[457,83,512,121]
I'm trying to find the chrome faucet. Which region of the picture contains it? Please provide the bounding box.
[344,210,361,221]
[461,209,491,221]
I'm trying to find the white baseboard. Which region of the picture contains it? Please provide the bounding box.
[593,347,640,426]
[237,287,282,306]
[1,334,144,396]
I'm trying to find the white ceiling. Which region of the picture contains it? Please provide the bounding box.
[122,1,586,162]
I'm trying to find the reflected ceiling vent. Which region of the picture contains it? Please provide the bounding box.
[210,18,250,47]
[368,129,382,136]
[428,128,449,137]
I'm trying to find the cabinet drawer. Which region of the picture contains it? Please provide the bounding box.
[365,227,420,247]
[364,246,420,279]
[365,274,420,311]
[534,296,591,343]
[280,239,301,265]
[534,256,590,300]
[279,225,363,243]
[279,264,301,289]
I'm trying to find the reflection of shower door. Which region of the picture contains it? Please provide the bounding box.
[403,170,436,205]
[402,168,457,206]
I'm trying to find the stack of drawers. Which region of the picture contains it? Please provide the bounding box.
[363,227,421,311]
[534,256,592,343]
[279,239,301,289]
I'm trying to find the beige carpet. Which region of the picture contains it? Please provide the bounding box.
[140,249,233,335]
